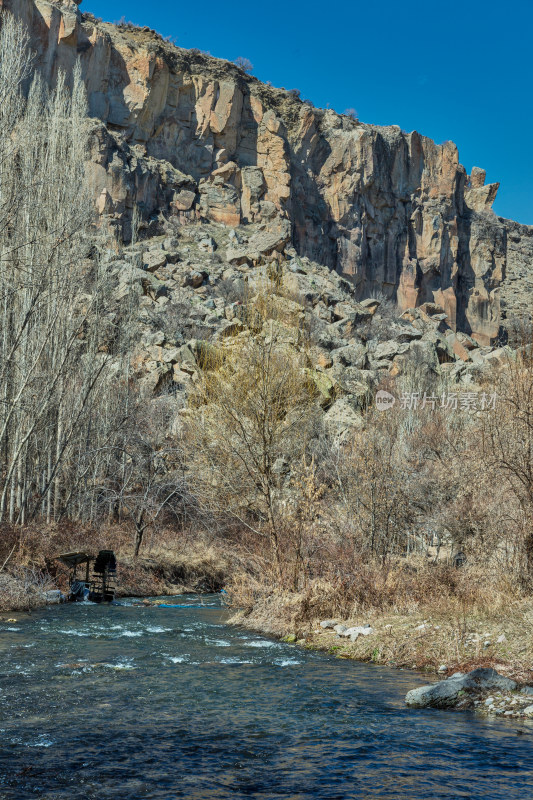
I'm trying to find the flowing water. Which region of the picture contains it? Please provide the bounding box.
[0,595,532,800]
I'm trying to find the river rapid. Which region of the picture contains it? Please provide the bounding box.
[0,595,531,799]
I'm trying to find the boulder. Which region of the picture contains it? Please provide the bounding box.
[392,322,424,342]
[226,221,290,265]
[143,250,167,272]
[421,329,455,364]
[226,246,257,266]
[339,624,374,641]
[324,398,363,439]
[360,298,381,314]
[198,236,217,253]
[213,320,243,339]
[446,332,471,362]
[400,308,445,335]
[456,331,480,351]
[183,270,206,288]
[373,340,401,361]
[483,346,514,369]
[330,366,373,407]
[332,302,373,327]
[405,668,517,709]
[331,342,367,369]
[419,302,447,317]
[305,369,338,407]
[172,189,196,211]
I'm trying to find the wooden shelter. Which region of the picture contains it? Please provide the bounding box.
[56,550,117,603]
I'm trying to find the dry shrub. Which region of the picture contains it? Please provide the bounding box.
[0,521,130,570]
[227,557,526,635]
[119,540,227,595]
[0,568,56,612]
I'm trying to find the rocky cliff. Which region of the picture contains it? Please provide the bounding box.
[2,0,532,344]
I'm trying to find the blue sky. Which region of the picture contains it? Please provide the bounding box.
[86,0,532,225]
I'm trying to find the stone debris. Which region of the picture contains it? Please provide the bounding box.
[319,620,375,642]
[333,624,348,635]
[338,625,374,642]
[106,225,517,435]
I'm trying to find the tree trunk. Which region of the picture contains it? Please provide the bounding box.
[133,512,146,557]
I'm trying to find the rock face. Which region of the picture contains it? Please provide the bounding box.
[4,0,533,344]
[499,219,533,328]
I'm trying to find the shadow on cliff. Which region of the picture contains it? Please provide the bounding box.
[456,211,474,336]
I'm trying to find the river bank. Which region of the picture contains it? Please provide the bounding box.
[230,599,533,683]
[228,586,533,718]
[230,596,533,676]
[1,527,532,717]
[3,595,532,799]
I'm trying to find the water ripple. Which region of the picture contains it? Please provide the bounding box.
[0,596,531,799]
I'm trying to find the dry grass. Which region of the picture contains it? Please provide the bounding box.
[0,569,56,612]
[304,603,533,684]
[227,562,533,682]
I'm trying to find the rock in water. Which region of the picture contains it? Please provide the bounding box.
[405,668,517,709]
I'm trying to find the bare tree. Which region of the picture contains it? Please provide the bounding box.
[185,330,319,580]
[0,12,128,526]
[482,352,533,581]
[234,56,253,73]
[103,437,185,557]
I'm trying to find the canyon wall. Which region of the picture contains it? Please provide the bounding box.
[2,0,532,343]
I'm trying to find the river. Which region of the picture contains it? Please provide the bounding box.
[0,595,531,799]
